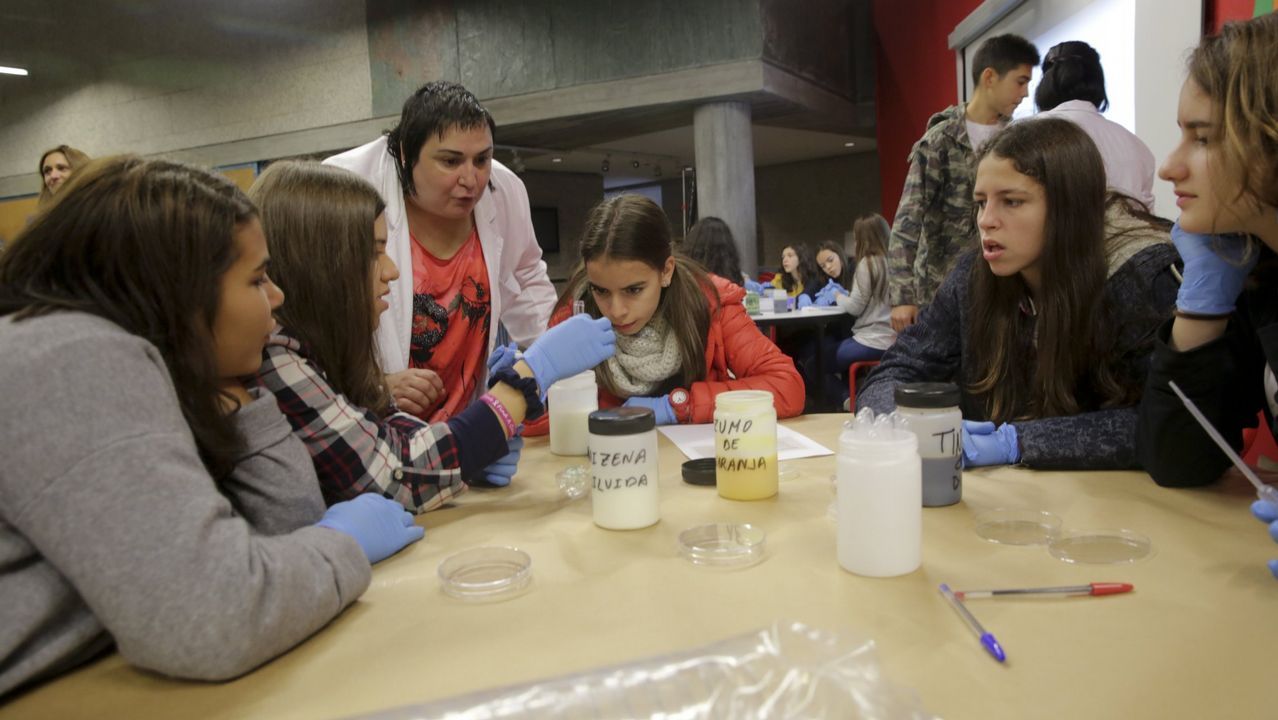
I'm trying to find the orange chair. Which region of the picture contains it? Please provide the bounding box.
[847,360,880,409]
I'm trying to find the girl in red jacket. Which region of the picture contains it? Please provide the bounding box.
[532,194,804,427]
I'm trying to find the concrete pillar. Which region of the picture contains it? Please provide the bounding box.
[694,101,758,276]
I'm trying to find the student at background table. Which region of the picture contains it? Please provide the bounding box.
[325,81,557,424]
[248,162,614,511]
[825,215,897,371]
[527,194,804,428]
[682,215,761,292]
[0,157,421,698]
[770,243,824,302]
[859,119,1178,469]
[1132,14,1278,576]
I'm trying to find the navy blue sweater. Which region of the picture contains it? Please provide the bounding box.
[859,243,1179,469]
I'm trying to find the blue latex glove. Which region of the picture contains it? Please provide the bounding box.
[316,494,424,564]
[1171,222,1258,316]
[523,315,616,392]
[479,435,524,487]
[743,278,766,294]
[486,341,519,375]
[961,420,1021,467]
[622,395,678,425]
[1250,500,1278,579]
[796,293,814,309]
[814,279,841,306]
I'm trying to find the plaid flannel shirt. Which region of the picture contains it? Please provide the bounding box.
[251,327,467,513]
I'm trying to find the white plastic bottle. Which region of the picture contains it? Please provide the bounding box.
[836,409,921,577]
[548,371,598,456]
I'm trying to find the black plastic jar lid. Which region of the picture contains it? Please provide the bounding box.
[588,407,656,435]
[682,458,717,486]
[894,382,960,408]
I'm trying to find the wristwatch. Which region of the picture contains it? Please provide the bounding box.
[669,387,692,423]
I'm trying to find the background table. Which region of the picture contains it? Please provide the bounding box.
[5,415,1275,719]
[751,306,848,411]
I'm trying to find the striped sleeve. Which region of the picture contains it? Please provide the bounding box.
[253,344,467,514]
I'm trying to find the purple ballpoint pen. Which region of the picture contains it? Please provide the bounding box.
[939,583,1006,663]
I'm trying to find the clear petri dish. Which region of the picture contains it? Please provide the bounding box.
[1048,528,1153,564]
[438,546,532,601]
[974,508,1063,545]
[556,464,590,500]
[678,523,766,568]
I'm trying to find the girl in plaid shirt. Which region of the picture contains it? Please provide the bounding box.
[248,162,613,513]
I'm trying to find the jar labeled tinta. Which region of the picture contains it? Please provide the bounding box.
[894,382,962,507]
[714,390,778,500]
[588,407,659,530]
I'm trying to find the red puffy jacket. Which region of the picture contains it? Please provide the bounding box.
[525,274,804,434]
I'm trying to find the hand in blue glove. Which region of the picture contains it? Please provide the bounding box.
[523,315,616,393]
[796,293,814,309]
[1250,500,1278,579]
[478,435,524,487]
[316,494,424,564]
[1171,222,1258,316]
[622,395,678,425]
[814,279,841,307]
[961,420,1020,467]
[487,341,519,375]
[743,278,766,294]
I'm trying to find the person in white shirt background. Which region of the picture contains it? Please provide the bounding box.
[1032,40,1157,211]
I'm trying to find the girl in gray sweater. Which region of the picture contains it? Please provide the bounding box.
[0,156,422,698]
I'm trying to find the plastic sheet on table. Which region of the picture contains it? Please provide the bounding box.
[349,620,934,719]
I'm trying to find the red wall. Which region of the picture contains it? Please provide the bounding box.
[872,0,1248,221]
[872,0,985,221]
[1209,0,1258,31]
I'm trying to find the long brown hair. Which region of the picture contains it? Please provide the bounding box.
[248,161,391,414]
[1188,13,1278,210]
[556,194,715,397]
[966,118,1136,422]
[37,144,91,207]
[849,213,891,302]
[0,156,252,478]
[778,243,823,294]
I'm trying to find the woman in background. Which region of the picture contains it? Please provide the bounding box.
[1033,40,1156,210]
[36,144,90,206]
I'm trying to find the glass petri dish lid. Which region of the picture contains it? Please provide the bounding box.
[974,508,1063,545]
[1048,528,1153,564]
[438,546,532,601]
[678,523,766,568]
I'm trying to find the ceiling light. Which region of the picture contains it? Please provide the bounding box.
[844,141,856,148]
[683,166,693,172]
[0,66,29,76]
[551,157,563,163]
[601,158,610,173]
[631,159,640,169]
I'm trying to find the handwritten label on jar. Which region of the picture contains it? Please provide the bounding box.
[589,448,650,491]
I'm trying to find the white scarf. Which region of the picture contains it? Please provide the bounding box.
[605,314,683,396]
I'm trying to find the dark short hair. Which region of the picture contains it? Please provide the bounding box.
[1035,41,1108,112]
[970,34,1040,85]
[385,81,496,196]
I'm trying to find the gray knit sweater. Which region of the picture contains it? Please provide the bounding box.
[0,312,370,697]
[858,236,1179,470]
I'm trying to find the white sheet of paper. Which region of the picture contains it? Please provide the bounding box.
[658,423,834,460]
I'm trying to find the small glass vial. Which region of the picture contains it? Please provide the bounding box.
[548,371,598,456]
[771,288,788,313]
[894,382,963,507]
[744,289,761,316]
[837,409,921,577]
[588,407,659,530]
[714,390,778,500]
